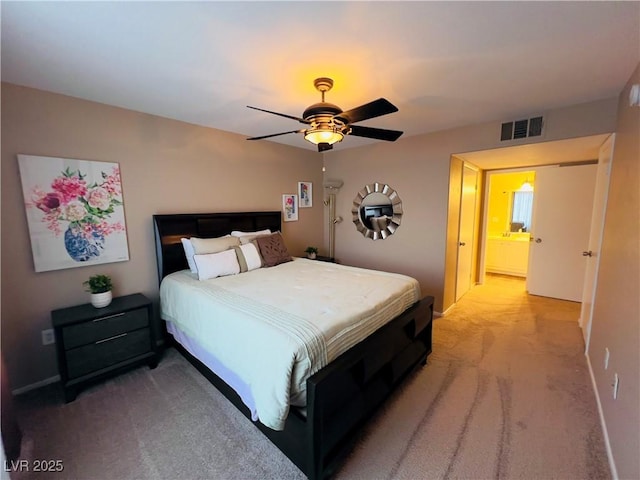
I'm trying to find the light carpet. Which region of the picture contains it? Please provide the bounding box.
[12,275,610,479]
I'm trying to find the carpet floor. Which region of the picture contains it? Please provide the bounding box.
[11,275,610,479]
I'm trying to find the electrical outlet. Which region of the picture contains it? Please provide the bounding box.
[604,348,610,370]
[612,373,619,400]
[41,328,55,345]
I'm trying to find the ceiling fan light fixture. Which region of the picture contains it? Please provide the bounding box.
[304,126,344,146]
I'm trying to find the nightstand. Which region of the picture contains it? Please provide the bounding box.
[51,293,158,402]
[314,255,336,263]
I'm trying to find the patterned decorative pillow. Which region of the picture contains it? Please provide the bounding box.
[255,232,293,267]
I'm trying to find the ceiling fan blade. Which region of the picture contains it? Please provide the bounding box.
[318,142,333,152]
[247,106,311,124]
[335,98,398,124]
[349,125,404,142]
[247,129,305,141]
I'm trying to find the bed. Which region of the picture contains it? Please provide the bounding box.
[153,211,434,479]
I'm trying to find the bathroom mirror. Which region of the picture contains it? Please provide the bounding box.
[352,183,403,240]
[510,191,534,232]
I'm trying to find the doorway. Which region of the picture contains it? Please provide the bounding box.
[443,133,611,314]
[483,170,535,279]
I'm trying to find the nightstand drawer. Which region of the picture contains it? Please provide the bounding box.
[63,307,149,349]
[66,328,151,379]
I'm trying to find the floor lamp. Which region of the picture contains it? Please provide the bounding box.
[323,179,344,259]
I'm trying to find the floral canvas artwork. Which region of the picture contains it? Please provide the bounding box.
[18,155,130,272]
[282,194,298,222]
[298,181,312,208]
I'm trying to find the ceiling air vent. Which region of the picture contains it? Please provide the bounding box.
[500,116,544,141]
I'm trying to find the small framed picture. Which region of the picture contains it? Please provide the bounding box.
[298,181,312,208]
[282,194,298,222]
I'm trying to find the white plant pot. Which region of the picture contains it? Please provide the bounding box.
[91,291,112,308]
[307,253,317,260]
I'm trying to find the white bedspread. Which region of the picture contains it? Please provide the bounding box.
[160,258,420,430]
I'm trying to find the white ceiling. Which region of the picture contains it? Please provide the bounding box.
[2,1,639,162]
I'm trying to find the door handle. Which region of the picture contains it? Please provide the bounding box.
[582,250,593,257]
[459,242,466,246]
[535,238,542,243]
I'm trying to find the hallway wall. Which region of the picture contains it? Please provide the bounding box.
[587,63,639,480]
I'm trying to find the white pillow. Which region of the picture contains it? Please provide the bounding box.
[238,232,274,245]
[193,249,240,281]
[191,236,240,254]
[234,243,262,272]
[181,238,197,273]
[231,229,271,238]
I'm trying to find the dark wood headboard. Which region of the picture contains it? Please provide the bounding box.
[153,211,282,283]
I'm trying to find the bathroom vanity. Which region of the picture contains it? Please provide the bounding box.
[485,234,531,277]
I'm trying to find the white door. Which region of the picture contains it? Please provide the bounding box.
[527,164,598,302]
[456,165,478,301]
[580,135,615,346]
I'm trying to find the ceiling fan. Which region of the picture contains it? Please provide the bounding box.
[246,77,403,152]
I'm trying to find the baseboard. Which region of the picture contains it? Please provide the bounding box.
[436,303,455,317]
[12,375,60,396]
[585,353,618,479]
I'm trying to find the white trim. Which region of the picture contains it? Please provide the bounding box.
[436,302,455,317]
[485,267,527,278]
[586,353,618,479]
[11,375,60,396]
[461,160,480,172]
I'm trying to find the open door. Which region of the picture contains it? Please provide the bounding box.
[580,134,615,347]
[455,165,478,301]
[527,164,598,302]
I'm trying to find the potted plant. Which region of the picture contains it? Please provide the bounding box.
[304,246,318,260]
[83,274,113,308]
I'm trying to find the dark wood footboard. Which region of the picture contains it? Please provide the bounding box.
[306,297,433,479]
[173,296,433,479]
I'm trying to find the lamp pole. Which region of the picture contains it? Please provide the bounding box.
[327,193,336,259]
[323,179,344,259]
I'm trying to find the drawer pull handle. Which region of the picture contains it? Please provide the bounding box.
[95,332,127,344]
[92,312,125,322]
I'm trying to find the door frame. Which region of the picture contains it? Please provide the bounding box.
[479,166,539,285]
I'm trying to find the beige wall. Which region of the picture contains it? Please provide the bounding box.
[324,97,618,313]
[1,83,324,389]
[587,64,640,480]
[0,82,623,394]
